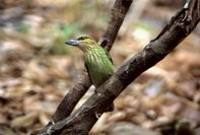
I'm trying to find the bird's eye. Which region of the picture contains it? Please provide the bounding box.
[77,36,90,40]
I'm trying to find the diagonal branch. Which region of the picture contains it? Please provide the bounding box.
[36,0,200,134]
[100,0,133,51]
[50,0,133,124]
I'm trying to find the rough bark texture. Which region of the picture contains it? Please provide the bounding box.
[35,0,200,134]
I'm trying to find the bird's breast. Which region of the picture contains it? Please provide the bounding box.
[84,50,114,87]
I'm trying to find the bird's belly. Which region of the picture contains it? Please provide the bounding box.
[88,64,112,87]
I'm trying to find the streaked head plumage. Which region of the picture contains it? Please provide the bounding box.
[65,35,98,52]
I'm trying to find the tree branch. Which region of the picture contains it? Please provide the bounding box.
[100,0,133,51]
[35,0,200,134]
[50,0,133,124]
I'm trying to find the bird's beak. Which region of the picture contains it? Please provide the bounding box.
[65,39,80,46]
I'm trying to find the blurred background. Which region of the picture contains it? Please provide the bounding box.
[0,0,200,134]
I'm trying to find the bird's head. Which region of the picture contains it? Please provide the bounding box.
[65,35,98,52]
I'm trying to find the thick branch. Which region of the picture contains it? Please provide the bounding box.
[36,0,200,134]
[50,0,133,124]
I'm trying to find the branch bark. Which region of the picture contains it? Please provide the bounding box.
[50,0,133,124]
[100,0,133,51]
[35,0,200,134]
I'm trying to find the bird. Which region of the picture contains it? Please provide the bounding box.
[65,35,115,88]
